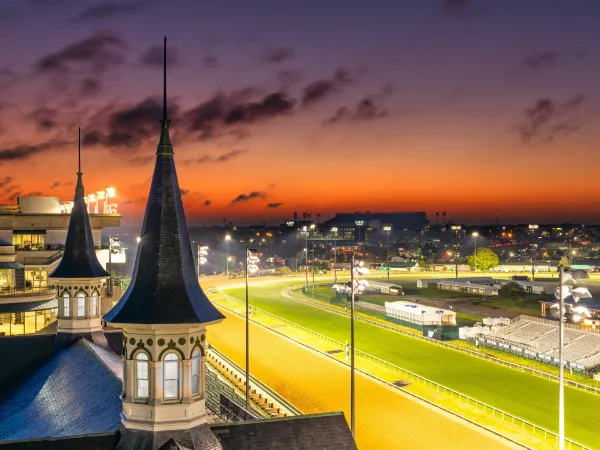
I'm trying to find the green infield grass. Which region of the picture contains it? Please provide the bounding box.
[225,280,600,448]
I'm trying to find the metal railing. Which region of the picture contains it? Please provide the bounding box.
[216,290,590,450]
[283,285,600,396]
[23,251,63,266]
[0,286,57,297]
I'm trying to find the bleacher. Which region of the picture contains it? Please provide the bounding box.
[487,316,600,370]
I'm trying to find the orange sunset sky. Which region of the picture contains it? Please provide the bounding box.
[1,1,600,225]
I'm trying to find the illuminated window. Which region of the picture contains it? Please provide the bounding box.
[92,291,98,317]
[77,293,85,317]
[136,353,149,399]
[63,292,70,317]
[191,350,200,395]
[164,353,179,399]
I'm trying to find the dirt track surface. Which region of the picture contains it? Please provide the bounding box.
[209,309,515,450]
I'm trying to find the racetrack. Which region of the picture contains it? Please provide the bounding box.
[219,279,600,448]
[209,308,515,450]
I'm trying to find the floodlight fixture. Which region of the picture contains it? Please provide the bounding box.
[383,226,392,232]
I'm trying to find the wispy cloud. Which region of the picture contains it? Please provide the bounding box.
[183,149,247,165]
[68,1,148,23]
[267,202,283,208]
[523,51,559,70]
[230,191,266,206]
[259,47,295,64]
[515,94,584,143]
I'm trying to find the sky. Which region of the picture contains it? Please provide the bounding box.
[1,0,600,226]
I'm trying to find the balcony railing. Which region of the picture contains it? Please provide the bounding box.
[0,286,57,297]
[23,251,64,266]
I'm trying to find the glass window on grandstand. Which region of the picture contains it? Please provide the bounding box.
[12,231,46,251]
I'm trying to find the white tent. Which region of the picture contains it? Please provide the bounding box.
[384,301,456,326]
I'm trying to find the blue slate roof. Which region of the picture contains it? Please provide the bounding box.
[104,40,224,326]
[0,339,122,441]
[50,170,109,279]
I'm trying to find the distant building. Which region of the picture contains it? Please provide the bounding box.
[0,196,121,336]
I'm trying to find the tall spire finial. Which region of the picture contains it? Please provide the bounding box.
[78,127,81,174]
[162,35,167,124]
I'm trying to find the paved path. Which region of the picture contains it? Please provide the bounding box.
[209,309,516,450]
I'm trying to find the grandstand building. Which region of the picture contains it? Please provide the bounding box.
[479,316,600,373]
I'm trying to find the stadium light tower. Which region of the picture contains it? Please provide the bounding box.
[245,247,260,411]
[310,224,316,294]
[557,262,566,450]
[331,227,338,283]
[472,232,479,271]
[303,226,309,290]
[225,234,231,278]
[529,224,539,281]
[451,225,461,279]
[383,226,392,282]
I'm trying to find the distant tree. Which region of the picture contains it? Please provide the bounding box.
[276,266,291,275]
[499,282,526,299]
[417,259,426,268]
[467,248,500,272]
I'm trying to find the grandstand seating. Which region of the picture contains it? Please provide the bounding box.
[490,317,600,369]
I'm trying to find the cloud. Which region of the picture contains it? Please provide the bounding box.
[140,44,180,68]
[0,139,72,163]
[183,149,247,165]
[259,47,295,64]
[7,191,20,202]
[80,77,102,96]
[203,56,218,69]
[515,94,584,143]
[83,97,179,149]
[33,31,127,74]
[184,90,295,139]
[301,69,353,106]
[443,0,470,15]
[324,84,393,125]
[203,200,212,207]
[523,51,559,70]
[69,1,148,23]
[180,188,190,196]
[0,177,13,189]
[267,202,283,208]
[230,191,266,205]
[29,107,58,131]
[49,180,74,189]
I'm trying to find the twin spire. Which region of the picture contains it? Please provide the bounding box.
[158,36,173,151]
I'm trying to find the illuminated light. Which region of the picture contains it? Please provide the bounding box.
[331,227,338,233]
[136,236,141,243]
[451,225,461,231]
[96,191,105,200]
[472,232,479,237]
[88,193,96,202]
[383,226,392,232]
[105,187,116,198]
[309,224,316,229]
[225,234,231,241]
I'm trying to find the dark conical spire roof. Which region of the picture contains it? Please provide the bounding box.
[104,38,224,325]
[50,128,110,279]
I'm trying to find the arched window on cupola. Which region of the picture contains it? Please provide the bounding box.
[63,292,70,317]
[191,350,200,395]
[136,352,149,399]
[91,291,99,317]
[77,292,86,317]
[164,353,180,399]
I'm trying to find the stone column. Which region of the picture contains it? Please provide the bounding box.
[182,359,192,403]
[125,359,135,402]
[151,360,163,405]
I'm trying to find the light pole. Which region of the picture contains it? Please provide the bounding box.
[383,226,392,282]
[350,253,356,439]
[332,227,338,284]
[108,236,120,297]
[302,226,308,290]
[310,224,316,293]
[245,248,259,411]
[451,225,461,279]
[196,244,208,276]
[529,224,539,281]
[558,264,565,450]
[225,234,231,278]
[472,232,479,272]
